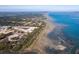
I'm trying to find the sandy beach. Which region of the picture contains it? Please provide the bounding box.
[23,14,66,54]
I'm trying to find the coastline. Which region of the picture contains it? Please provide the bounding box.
[23,14,66,54]
[30,14,56,53]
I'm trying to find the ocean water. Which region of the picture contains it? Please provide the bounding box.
[49,12,79,53]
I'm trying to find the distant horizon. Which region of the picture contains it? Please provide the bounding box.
[0,11,79,12]
[0,5,79,12]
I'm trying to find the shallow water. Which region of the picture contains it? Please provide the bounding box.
[49,12,79,53]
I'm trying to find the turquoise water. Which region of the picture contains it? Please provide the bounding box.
[49,12,79,53]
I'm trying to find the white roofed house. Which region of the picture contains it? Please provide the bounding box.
[8,34,19,42]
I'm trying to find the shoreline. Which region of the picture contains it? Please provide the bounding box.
[23,14,66,54]
[23,14,56,53]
